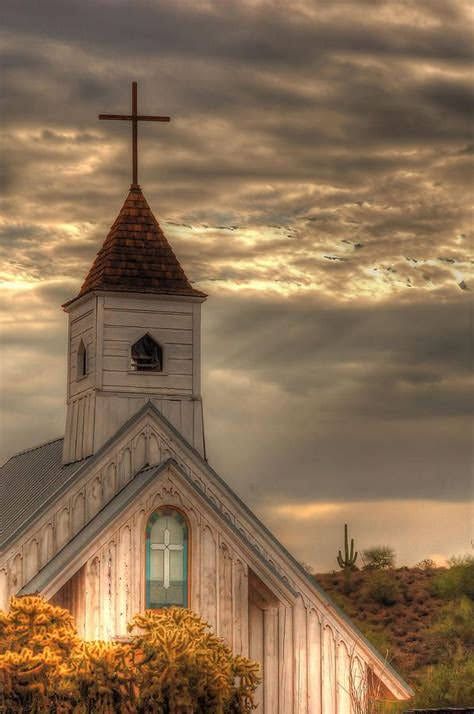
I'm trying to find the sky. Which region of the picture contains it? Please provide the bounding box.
[0,0,472,570]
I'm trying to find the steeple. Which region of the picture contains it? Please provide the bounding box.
[65,185,205,307]
[62,82,206,465]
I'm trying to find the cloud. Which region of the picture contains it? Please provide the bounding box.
[262,499,473,571]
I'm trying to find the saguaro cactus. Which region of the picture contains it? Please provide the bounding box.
[337,523,358,592]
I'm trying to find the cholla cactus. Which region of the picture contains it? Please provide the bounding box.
[129,607,260,713]
[71,640,136,714]
[0,596,260,714]
[0,595,78,656]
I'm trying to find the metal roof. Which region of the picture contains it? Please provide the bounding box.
[0,438,87,551]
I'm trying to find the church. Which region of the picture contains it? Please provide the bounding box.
[0,84,412,712]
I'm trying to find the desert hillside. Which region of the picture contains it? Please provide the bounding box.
[314,557,473,707]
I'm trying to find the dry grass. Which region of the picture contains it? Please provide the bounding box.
[315,566,448,684]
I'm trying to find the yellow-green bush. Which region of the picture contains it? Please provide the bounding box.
[0,596,260,714]
[128,608,259,714]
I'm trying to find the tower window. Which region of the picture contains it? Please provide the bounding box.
[146,508,188,608]
[131,333,163,372]
[77,339,87,378]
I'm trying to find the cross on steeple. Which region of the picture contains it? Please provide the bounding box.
[99,81,170,187]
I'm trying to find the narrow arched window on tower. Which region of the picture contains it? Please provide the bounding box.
[131,333,163,372]
[77,339,87,378]
[146,509,188,608]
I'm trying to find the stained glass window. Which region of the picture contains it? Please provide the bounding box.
[146,509,188,608]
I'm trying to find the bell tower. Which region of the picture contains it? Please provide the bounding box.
[62,82,207,464]
[62,185,206,464]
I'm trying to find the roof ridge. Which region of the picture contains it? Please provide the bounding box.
[4,436,64,462]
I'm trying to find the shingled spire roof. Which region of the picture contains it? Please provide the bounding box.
[64,185,206,306]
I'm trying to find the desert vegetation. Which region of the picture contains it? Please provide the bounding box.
[316,547,474,708]
[0,595,260,713]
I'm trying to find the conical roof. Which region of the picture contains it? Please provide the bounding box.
[64,185,206,306]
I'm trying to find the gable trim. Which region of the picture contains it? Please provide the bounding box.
[19,462,168,597]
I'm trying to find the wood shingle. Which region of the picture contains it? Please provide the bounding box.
[65,185,206,306]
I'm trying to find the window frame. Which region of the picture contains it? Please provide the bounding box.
[144,506,190,610]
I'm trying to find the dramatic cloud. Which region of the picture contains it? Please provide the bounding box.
[0,0,472,568]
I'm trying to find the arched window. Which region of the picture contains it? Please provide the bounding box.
[77,339,87,378]
[146,508,188,608]
[131,333,163,372]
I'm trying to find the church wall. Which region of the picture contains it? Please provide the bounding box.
[62,293,205,462]
[68,299,97,400]
[93,295,203,455]
[53,471,254,649]
[100,294,196,396]
[2,409,408,708]
[0,414,162,605]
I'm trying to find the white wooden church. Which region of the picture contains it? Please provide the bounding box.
[0,86,412,712]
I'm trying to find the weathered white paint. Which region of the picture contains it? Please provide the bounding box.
[85,556,100,640]
[72,493,85,534]
[263,606,278,713]
[322,625,337,714]
[279,603,294,714]
[201,525,217,630]
[24,539,39,582]
[249,599,264,713]
[119,448,132,489]
[117,525,131,636]
[233,559,249,656]
[308,608,322,714]
[41,524,54,566]
[294,595,308,714]
[218,541,233,645]
[62,292,206,463]
[56,508,69,549]
[0,569,8,610]
[149,433,160,464]
[87,477,102,520]
[337,641,352,714]
[103,464,116,502]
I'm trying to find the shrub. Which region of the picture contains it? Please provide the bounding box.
[429,596,474,657]
[0,596,260,714]
[432,554,474,600]
[413,652,474,707]
[366,572,401,606]
[359,624,393,660]
[362,546,395,570]
[129,607,260,713]
[415,558,435,570]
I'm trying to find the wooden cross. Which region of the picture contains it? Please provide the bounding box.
[150,527,183,589]
[99,81,170,187]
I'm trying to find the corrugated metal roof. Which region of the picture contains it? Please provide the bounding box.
[0,438,87,551]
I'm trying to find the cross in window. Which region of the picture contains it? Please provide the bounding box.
[150,527,183,589]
